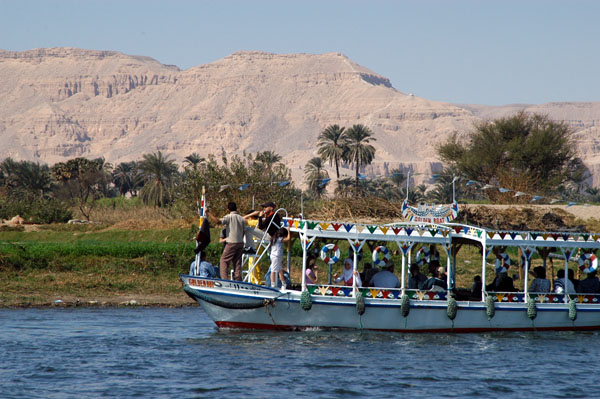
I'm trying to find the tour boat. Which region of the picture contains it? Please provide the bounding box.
[181,201,600,332]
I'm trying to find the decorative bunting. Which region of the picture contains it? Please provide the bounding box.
[355,225,365,233]
[366,225,378,234]
[380,226,390,235]
[298,221,306,229]
[318,286,329,295]
[319,222,330,231]
[343,223,354,233]
[331,223,342,231]
[392,227,402,235]
[498,187,511,193]
[531,195,543,202]
[405,227,414,236]
[514,191,527,197]
[307,221,319,229]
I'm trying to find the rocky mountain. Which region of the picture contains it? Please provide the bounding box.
[1,47,599,186]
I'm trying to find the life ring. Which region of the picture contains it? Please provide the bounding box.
[372,245,391,267]
[415,246,429,266]
[320,244,340,265]
[495,252,511,273]
[578,253,598,274]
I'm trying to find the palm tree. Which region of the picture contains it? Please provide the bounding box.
[304,157,329,197]
[344,124,376,189]
[256,151,282,168]
[389,167,405,187]
[317,124,346,179]
[16,161,53,196]
[138,151,178,207]
[113,161,142,196]
[183,153,204,170]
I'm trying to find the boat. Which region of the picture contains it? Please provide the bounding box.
[181,199,600,332]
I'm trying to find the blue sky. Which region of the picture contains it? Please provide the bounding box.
[1,0,598,105]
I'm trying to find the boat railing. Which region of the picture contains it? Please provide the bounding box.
[307,285,449,301]
[486,291,600,304]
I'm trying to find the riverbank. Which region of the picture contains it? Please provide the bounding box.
[2,203,598,308]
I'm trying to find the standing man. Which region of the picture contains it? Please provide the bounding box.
[246,201,281,238]
[209,202,246,280]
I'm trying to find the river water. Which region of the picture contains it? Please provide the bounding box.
[1,307,599,398]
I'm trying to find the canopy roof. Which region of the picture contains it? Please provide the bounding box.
[283,218,600,250]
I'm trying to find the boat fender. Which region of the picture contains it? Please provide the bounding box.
[320,244,341,265]
[486,294,495,320]
[372,245,391,267]
[447,297,457,320]
[400,294,410,317]
[300,290,312,311]
[356,294,365,316]
[569,299,577,321]
[527,296,537,320]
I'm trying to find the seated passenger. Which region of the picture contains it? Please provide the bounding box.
[189,252,218,278]
[529,266,550,293]
[485,265,516,292]
[578,270,600,293]
[305,257,318,285]
[554,269,576,294]
[334,258,363,287]
[408,263,427,289]
[368,260,400,288]
[422,268,447,291]
[360,263,379,287]
[471,275,482,299]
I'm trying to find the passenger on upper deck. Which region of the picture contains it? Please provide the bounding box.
[529,266,551,293]
[368,260,400,288]
[578,270,600,293]
[408,263,427,289]
[334,258,363,287]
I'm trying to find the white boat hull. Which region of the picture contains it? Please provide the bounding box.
[181,275,600,332]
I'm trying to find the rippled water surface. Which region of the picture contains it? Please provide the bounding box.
[2,307,600,398]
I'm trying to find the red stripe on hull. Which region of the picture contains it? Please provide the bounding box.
[215,321,600,333]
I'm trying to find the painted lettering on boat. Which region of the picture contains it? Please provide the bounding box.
[412,216,447,224]
[189,279,214,288]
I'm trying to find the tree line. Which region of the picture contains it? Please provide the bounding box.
[306,112,597,204]
[1,112,598,224]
